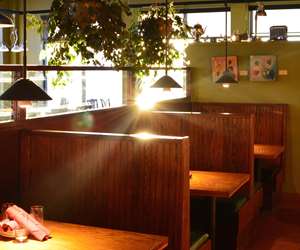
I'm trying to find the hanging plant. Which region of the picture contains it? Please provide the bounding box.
[123,3,190,76]
[47,0,190,77]
[48,0,131,66]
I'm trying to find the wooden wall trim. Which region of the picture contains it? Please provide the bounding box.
[27,129,188,141]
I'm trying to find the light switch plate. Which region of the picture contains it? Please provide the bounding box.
[239,70,248,76]
[279,69,288,76]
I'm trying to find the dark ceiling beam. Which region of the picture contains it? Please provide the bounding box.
[129,0,294,8]
[0,8,50,15]
[0,1,299,14]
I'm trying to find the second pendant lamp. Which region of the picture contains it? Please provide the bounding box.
[216,0,237,88]
[151,0,182,91]
[0,0,52,102]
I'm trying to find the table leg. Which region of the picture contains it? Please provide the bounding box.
[211,197,216,250]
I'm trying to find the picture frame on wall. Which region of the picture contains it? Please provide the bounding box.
[250,55,277,81]
[211,56,239,83]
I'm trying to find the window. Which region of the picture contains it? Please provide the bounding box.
[186,11,231,39]
[0,72,13,123]
[136,70,187,110]
[26,70,123,119]
[250,8,300,41]
[23,13,125,119]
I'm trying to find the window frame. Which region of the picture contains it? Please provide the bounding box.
[249,4,300,40]
[0,65,190,122]
[180,7,232,41]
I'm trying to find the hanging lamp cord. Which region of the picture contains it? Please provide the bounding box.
[225,0,228,71]
[23,0,27,79]
[165,0,168,76]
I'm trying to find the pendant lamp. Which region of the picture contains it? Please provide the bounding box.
[0,0,52,102]
[0,13,14,28]
[216,0,237,88]
[151,0,182,91]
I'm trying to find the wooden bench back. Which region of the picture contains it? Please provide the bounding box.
[192,103,287,146]
[0,129,20,203]
[134,111,255,194]
[20,129,190,250]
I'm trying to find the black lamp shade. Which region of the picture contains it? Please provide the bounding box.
[151,75,182,89]
[0,14,14,28]
[216,70,238,84]
[0,78,52,101]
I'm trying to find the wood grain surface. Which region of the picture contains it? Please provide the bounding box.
[0,220,168,250]
[20,130,190,250]
[190,171,250,198]
[133,111,255,195]
[254,144,284,160]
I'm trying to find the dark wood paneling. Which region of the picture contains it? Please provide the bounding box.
[0,129,20,204]
[23,106,136,133]
[155,99,192,111]
[134,111,255,195]
[191,102,287,147]
[154,101,287,191]
[156,101,287,147]
[0,106,136,205]
[0,106,135,132]
[131,112,185,136]
[20,130,190,250]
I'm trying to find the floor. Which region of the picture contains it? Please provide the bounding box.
[247,206,300,250]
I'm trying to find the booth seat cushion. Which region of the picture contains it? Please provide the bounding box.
[190,198,210,232]
[190,231,209,250]
[254,181,263,192]
[217,196,248,214]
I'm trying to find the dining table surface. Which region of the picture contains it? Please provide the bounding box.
[190,170,250,198]
[189,170,250,250]
[254,144,284,160]
[0,220,168,250]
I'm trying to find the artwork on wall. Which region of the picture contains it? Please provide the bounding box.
[250,55,277,81]
[211,56,239,83]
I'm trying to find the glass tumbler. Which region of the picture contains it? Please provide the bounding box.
[15,228,28,242]
[30,205,44,224]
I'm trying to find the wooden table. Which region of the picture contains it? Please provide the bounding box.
[0,221,168,250]
[190,171,250,250]
[254,144,284,210]
[254,144,284,160]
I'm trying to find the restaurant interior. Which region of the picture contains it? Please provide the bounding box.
[0,0,299,249]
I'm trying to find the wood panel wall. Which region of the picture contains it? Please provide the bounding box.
[155,101,287,147]
[155,101,287,179]
[133,111,255,194]
[0,106,135,205]
[20,130,190,250]
[191,103,287,146]
[0,129,20,204]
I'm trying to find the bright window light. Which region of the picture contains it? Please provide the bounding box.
[186,12,231,37]
[136,70,187,110]
[251,9,300,41]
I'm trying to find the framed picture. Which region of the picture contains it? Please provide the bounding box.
[211,56,239,83]
[250,55,277,81]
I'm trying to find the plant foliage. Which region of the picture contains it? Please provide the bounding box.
[48,0,190,75]
[48,0,131,66]
[124,3,190,75]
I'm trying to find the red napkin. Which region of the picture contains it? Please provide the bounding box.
[6,205,50,241]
